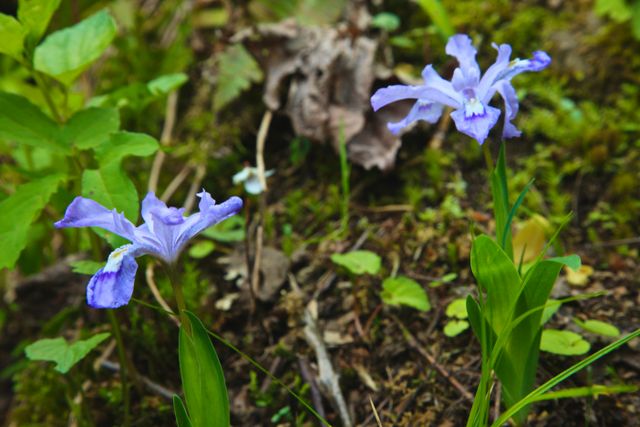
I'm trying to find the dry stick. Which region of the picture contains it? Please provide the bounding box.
[161,163,192,202]
[298,356,327,419]
[183,164,206,214]
[369,395,384,427]
[101,360,176,400]
[250,110,273,296]
[428,107,452,150]
[304,308,354,427]
[149,91,179,193]
[145,262,180,327]
[391,314,474,402]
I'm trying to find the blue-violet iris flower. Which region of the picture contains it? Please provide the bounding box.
[371,34,551,144]
[55,190,243,309]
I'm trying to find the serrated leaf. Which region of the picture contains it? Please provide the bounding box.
[34,9,117,85]
[69,259,103,275]
[0,91,66,152]
[214,44,262,111]
[540,329,590,356]
[331,250,381,275]
[444,320,469,337]
[0,14,26,60]
[445,298,468,319]
[381,276,430,311]
[179,311,230,427]
[0,173,65,269]
[574,318,620,337]
[61,107,120,149]
[25,332,110,373]
[201,215,245,242]
[18,0,62,41]
[188,241,215,259]
[82,163,139,223]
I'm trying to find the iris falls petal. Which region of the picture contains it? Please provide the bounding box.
[86,245,138,308]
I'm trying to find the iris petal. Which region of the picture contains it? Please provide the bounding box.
[450,103,501,145]
[54,197,136,241]
[495,81,522,139]
[387,101,444,135]
[87,245,138,308]
[446,34,480,76]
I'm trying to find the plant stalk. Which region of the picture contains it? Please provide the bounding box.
[108,310,131,427]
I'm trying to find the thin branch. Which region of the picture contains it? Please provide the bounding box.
[160,163,192,202]
[145,262,180,327]
[148,91,179,193]
[183,164,207,214]
[256,110,272,191]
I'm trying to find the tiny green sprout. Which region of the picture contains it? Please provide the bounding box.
[25,332,110,373]
[381,276,431,311]
[443,298,470,337]
[331,250,381,276]
[540,329,591,356]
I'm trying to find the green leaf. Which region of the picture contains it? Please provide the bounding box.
[25,332,110,373]
[540,329,590,356]
[491,143,514,260]
[201,216,245,242]
[444,320,469,337]
[82,163,139,223]
[18,0,62,41]
[540,299,561,325]
[0,173,65,269]
[371,12,400,31]
[61,107,120,149]
[34,9,117,85]
[445,298,468,319]
[0,91,65,152]
[381,276,430,311]
[574,318,620,337]
[548,254,581,271]
[415,0,454,39]
[89,73,188,111]
[188,241,216,259]
[93,131,158,166]
[179,311,230,427]
[214,44,262,111]
[0,14,26,60]
[331,250,381,275]
[594,0,631,21]
[147,73,188,95]
[470,235,520,335]
[173,395,193,427]
[69,259,103,275]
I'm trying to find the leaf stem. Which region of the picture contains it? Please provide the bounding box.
[107,310,131,427]
[164,264,191,335]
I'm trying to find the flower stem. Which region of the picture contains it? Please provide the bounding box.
[165,264,191,335]
[482,142,494,175]
[107,310,131,427]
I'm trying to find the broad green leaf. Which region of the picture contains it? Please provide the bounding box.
[445,298,468,319]
[188,241,216,259]
[34,10,117,85]
[173,395,193,427]
[444,320,469,337]
[0,173,64,269]
[25,332,110,373]
[331,250,381,276]
[371,12,400,32]
[214,44,262,111]
[179,311,230,427]
[93,131,158,166]
[549,254,581,271]
[470,235,520,335]
[0,91,65,152]
[18,0,62,41]
[540,329,590,356]
[465,295,483,341]
[202,216,245,242]
[540,299,561,325]
[381,276,430,311]
[0,14,26,60]
[69,259,103,275]
[574,318,620,337]
[61,107,119,149]
[82,163,139,223]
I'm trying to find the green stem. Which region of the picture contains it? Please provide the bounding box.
[482,142,494,175]
[165,264,191,335]
[33,71,64,123]
[107,310,131,427]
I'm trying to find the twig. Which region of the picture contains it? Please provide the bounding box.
[148,91,179,193]
[369,395,384,427]
[160,163,192,202]
[101,360,176,400]
[304,308,353,427]
[256,110,272,191]
[298,356,327,420]
[391,314,474,402]
[145,262,180,327]
[428,107,452,149]
[251,224,264,296]
[183,164,206,214]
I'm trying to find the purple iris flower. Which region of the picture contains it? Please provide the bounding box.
[55,190,243,309]
[371,34,551,144]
